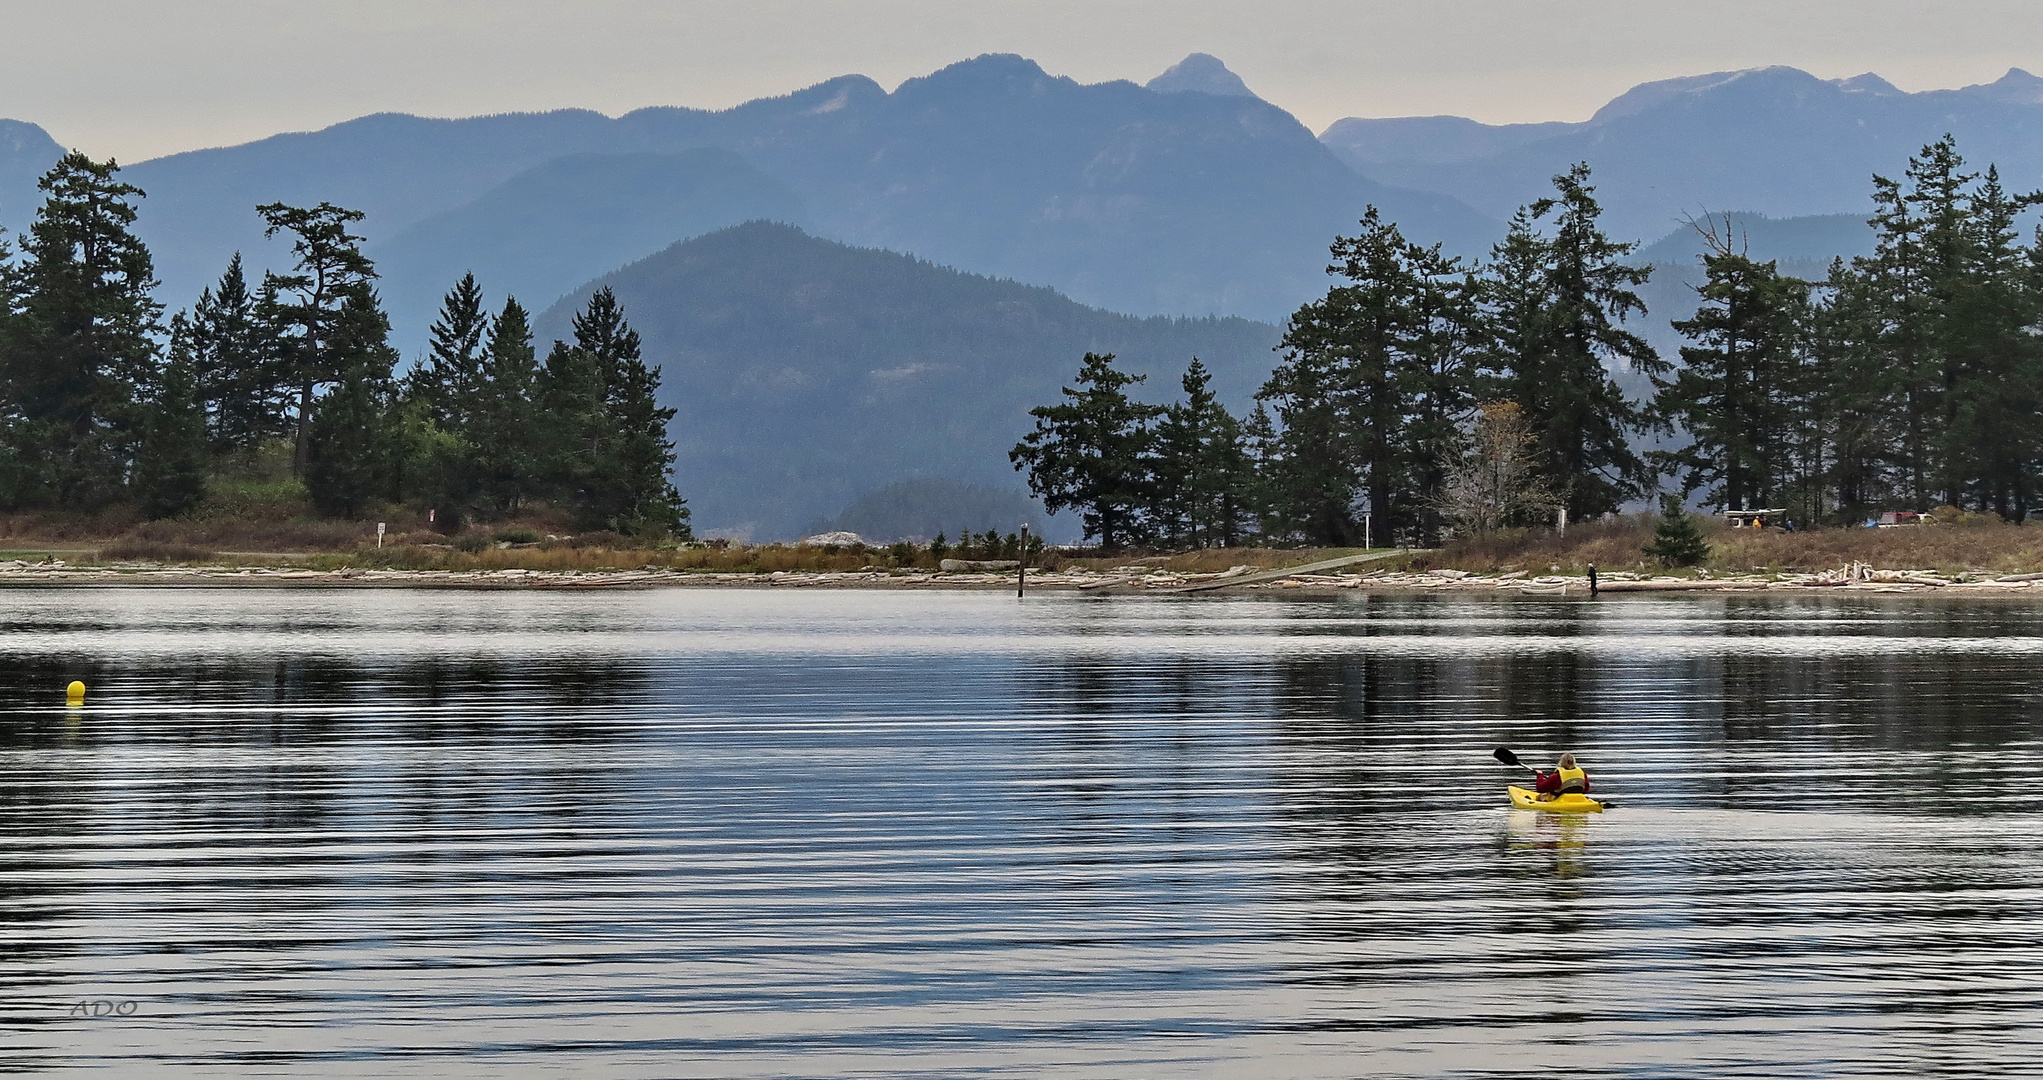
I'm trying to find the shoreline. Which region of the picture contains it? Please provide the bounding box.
[1,562,2039,596]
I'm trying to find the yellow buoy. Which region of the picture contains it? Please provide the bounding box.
[65,680,85,703]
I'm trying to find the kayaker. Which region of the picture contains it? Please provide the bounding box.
[1534,753,1591,796]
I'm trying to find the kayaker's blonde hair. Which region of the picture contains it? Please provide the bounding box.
[1558,753,1578,769]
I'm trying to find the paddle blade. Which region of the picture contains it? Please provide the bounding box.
[1493,747,1522,768]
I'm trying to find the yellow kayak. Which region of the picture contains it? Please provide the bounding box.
[1507,785,1606,813]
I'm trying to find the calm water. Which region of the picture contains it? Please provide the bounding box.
[4,588,2043,1078]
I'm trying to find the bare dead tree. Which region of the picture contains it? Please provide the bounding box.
[1432,401,1559,534]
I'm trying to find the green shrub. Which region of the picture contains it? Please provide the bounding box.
[1642,495,1711,567]
[494,525,542,544]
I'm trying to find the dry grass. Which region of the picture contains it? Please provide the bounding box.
[1427,512,2043,576]
[129,515,376,553]
[1045,547,1370,574]
[1426,515,1662,574]
[96,538,220,564]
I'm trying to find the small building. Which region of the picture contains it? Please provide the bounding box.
[1723,508,1788,530]
[1871,510,1934,528]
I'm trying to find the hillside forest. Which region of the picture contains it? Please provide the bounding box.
[0,154,688,538]
[1014,137,2043,548]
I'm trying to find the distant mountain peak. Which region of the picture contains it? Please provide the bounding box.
[1589,66,1827,124]
[1957,67,2043,103]
[896,53,1067,98]
[1834,72,1902,95]
[1146,54,1256,98]
[0,118,62,157]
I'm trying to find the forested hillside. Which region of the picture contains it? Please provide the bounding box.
[534,222,1282,540]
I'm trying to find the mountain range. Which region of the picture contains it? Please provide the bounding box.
[1,54,2040,537]
[4,55,2037,340]
[1322,65,2043,243]
[0,53,1484,341]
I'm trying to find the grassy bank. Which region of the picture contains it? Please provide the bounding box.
[4,481,2032,580]
[1417,512,2043,577]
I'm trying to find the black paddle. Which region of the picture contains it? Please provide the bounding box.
[1493,746,1539,774]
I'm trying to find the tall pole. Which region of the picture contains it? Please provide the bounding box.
[1017,523,1029,598]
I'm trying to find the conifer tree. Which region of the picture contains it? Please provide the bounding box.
[534,339,610,519]
[1936,166,2043,517]
[1010,352,1161,549]
[1807,257,1894,522]
[1653,219,1814,511]
[256,201,376,475]
[1256,331,1358,544]
[303,286,400,517]
[2,152,162,504]
[1152,359,1251,547]
[135,316,209,519]
[412,272,488,430]
[1259,208,1477,544]
[571,287,642,397]
[1481,165,1664,520]
[603,341,689,537]
[540,289,688,536]
[398,273,493,527]
[469,297,540,515]
[1641,494,1711,567]
[1240,402,1281,538]
[188,253,279,456]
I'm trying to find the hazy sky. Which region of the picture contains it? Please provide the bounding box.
[7,0,2042,162]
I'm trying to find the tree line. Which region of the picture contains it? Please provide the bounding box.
[1015,137,2043,547]
[0,152,688,536]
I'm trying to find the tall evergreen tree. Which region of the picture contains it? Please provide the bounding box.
[1937,166,2043,517]
[1257,208,1476,544]
[188,253,280,456]
[1010,352,1161,549]
[534,339,610,521]
[1801,136,2043,521]
[303,286,400,517]
[1,152,162,504]
[1152,358,1251,547]
[535,289,688,536]
[135,315,209,519]
[256,201,376,475]
[1807,256,1895,522]
[469,297,541,516]
[603,347,688,537]
[1480,164,1664,520]
[1653,219,1814,511]
[1256,327,1359,545]
[411,271,488,430]
[1240,402,1282,539]
[571,287,642,397]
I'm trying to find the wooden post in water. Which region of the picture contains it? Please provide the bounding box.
[1017,523,1028,598]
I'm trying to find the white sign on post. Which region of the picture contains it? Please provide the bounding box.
[377,522,386,548]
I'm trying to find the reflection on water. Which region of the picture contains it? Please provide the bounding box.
[3,588,2043,1077]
